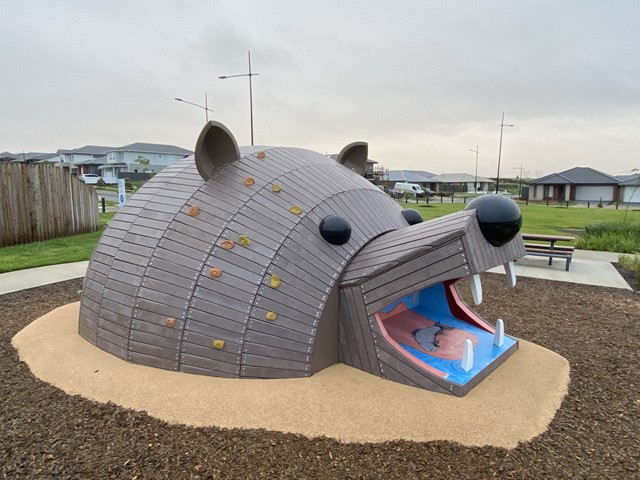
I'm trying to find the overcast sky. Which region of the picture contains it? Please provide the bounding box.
[2,1,639,178]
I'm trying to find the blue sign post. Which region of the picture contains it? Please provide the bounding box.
[117,179,127,207]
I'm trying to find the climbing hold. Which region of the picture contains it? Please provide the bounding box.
[209,267,222,278]
[289,206,302,215]
[188,205,200,216]
[212,339,225,349]
[265,311,277,321]
[270,275,281,288]
[319,215,351,245]
[239,235,251,246]
[257,151,266,159]
[166,318,177,328]
[244,177,255,186]
[220,240,235,250]
[272,184,281,193]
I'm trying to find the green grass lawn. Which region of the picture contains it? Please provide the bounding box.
[0,213,115,274]
[410,201,640,237]
[1,202,639,274]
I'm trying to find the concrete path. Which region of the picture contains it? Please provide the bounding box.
[0,261,89,295]
[0,250,633,296]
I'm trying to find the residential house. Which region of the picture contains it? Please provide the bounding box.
[7,152,58,164]
[385,170,439,192]
[99,142,193,184]
[617,174,640,203]
[430,173,494,194]
[528,167,620,202]
[57,145,114,176]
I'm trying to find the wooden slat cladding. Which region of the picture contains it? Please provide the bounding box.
[0,163,99,247]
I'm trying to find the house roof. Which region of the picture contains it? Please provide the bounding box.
[618,174,640,186]
[9,152,57,163]
[530,167,620,185]
[388,170,437,183]
[70,145,115,156]
[431,173,494,183]
[109,143,193,155]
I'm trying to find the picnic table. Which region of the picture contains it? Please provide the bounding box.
[521,233,576,271]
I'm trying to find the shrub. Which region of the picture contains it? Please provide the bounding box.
[96,178,106,187]
[575,222,640,253]
[618,253,640,288]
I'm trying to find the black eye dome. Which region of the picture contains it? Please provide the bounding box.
[401,208,423,225]
[319,215,351,245]
[464,195,522,247]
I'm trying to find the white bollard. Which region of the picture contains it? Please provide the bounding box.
[494,319,505,347]
[470,274,482,305]
[461,339,473,372]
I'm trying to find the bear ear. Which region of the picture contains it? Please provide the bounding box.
[336,141,368,175]
[194,121,241,181]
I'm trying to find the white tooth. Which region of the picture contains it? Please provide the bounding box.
[494,319,505,347]
[461,339,474,372]
[504,261,516,288]
[470,274,482,305]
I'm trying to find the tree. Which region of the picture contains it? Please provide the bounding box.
[133,155,151,173]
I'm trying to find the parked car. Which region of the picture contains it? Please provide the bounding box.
[79,174,102,185]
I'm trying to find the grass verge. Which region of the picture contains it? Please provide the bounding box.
[0,213,115,273]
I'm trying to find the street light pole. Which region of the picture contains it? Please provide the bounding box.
[174,96,215,121]
[470,145,479,193]
[495,112,514,193]
[219,50,260,145]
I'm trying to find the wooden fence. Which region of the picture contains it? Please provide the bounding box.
[0,163,99,247]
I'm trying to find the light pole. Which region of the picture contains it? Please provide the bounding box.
[470,145,479,193]
[495,112,514,193]
[219,50,259,145]
[174,94,214,121]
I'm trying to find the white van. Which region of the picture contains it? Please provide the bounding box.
[394,182,425,197]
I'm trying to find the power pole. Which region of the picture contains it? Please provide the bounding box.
[496,112,514,193]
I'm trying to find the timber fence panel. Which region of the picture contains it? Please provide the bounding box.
[0,163,99,247]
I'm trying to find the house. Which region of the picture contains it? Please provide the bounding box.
[430,173,494,194]
[57,145,114,176]
[7,152,58,164]
[385,170,438,192]
[528,167,620,202]
[617,174,640,203]
[99,142,193,184]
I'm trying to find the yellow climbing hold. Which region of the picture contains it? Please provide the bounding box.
[244,177,255,186]
[257,151,266,159]
[271,184,281,193]
[212,339,225,349]
[220,240,235,250]
[188,205,200,216]
[239,235,251,246]
[289,206,302,215]
[270,275,281,289]
[209,267,222,278]
[265,311,277,321]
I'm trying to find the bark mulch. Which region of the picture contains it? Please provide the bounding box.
[1,275,639,479]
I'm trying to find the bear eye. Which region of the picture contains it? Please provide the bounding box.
[319,215,351,245]
[401,208,423,225]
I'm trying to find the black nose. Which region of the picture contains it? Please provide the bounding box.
[464,195,522,247]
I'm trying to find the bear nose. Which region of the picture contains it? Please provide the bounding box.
[464,194,522,247]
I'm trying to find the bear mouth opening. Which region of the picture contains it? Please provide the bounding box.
[373,277,518,390]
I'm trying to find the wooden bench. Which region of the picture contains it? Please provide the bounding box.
[521,233,576,271]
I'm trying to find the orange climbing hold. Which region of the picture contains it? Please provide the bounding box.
[188,205,200,216]
[257,151,266,159]
[289,206,302,215]
[220,240,235,250]
[209,267,222,278]
[244,177,255,186]
[166,318,177,328]
[270,275,281,289]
